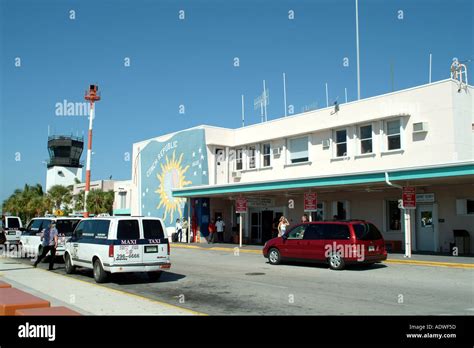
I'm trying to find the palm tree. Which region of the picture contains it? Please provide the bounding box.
[47,185,72,211]
[86,189,114,215]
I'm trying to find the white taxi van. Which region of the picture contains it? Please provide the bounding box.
[20,216,81,258]
[2,216,23,245]
[64,216,171,283]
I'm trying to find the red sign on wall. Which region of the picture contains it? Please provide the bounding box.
[304,192,318,212]
[402,187,416,209]
[236,197,247,213]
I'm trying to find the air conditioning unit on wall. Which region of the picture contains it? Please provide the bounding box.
[413,122,428,133]
[231,171,241,179]
[272,147,282,157]
[322,139,330,149]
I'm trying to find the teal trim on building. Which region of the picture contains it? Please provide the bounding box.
[172,163,474,198]
[113,208,131,215]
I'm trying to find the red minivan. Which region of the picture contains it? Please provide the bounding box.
[262,220,387,270]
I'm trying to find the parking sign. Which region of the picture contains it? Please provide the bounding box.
[402,187,416,209]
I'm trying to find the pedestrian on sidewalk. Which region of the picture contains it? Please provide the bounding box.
[215,217,225,243]
[175,218,183,243]
[181,218,189,243]
[278,216,289,238]
[34,221,58,270]
[208,219,216,243]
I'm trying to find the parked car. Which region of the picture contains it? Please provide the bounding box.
[263,220,387,270]
[1,216,23,246]
[20,217,81,258]
[64,217,171,283]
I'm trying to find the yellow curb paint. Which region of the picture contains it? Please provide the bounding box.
[171,244,473,269]
[384,259,474,269]
[33,267,207,316]
[171,244,261,254]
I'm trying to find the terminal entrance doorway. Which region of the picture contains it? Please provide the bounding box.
[250,209,283,244]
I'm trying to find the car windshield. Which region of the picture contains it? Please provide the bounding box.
[56,219,81,236]
[353,223,383,240]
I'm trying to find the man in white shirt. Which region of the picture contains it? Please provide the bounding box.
[215,217,225,243]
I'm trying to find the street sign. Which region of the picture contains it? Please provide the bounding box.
[402,187,416,209]
[304,192,318,212]
[236,197,247,213]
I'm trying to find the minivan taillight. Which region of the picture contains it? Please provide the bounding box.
[167,242,170,255]
[108,244,114,257]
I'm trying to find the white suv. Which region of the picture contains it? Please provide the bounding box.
[20,217,81,258]
[64,217,171,283]
[2,216,23,245]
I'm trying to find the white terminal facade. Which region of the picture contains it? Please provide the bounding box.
[131,79,474,254]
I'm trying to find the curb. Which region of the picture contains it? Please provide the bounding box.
[171,244,474,269]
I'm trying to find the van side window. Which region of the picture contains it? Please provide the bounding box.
[286,225,305,239]
[93,220,110,239]
[117,220,140,240]
[143,220,165,239]
[303,224,322,240]
[320,224,351,240]
[353,223,383,240]
[75,220,110,240]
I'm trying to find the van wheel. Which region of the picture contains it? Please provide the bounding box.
[328,253,345,270]
[268,248,281,265]
[147,271,162,281]
[64,253,76,274]
[93,259,109,283]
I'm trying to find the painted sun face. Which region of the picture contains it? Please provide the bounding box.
[155,151,192,224]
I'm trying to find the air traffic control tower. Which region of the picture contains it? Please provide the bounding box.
[45,135,84,191]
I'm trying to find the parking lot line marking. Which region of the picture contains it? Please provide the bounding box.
[32,267,207,316]
[384,259,474,269]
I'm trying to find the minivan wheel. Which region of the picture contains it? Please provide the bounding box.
[64,253,76,274]
[328,253,345,270]
[268,248,281,265]
[147,271,162,281]
[93,259,109,283]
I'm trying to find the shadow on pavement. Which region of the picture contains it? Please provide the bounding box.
[267,260,388,271]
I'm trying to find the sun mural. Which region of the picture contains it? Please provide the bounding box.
[155,151,192,224]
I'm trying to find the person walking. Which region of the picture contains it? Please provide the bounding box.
[208,219,216,244]
[33,221,58,270]
[175,218,183,243]
[278,216,289,237]
[215,217,225,243]
[181,218,189,243]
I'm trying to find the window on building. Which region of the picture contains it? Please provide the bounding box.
[235,148,243,170]
[335,129,347,157]
[310,202,325,221]
[289,136,309,163]
[456,199,474,215]
[387,119,401,150]
[387,201,401,231]
[359,125,373,154]
[119,192,127,209]
[262,143,271,167]
[248,145,256,169]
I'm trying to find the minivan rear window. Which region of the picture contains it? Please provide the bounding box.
[143,220,165,239]
[117,220,140,240]
[56,219,81,236]
[7,218,20,229]
[353,223,383,240]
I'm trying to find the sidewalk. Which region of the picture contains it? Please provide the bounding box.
[171,242,474,269]
[0,259,204,315]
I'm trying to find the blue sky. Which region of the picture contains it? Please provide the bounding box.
[0,0,472,202]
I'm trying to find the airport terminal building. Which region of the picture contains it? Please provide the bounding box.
[130,79,474,253]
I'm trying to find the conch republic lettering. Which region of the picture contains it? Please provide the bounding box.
[146,140,178,177]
